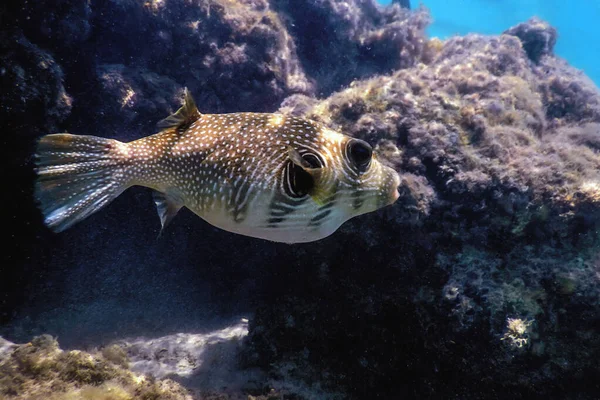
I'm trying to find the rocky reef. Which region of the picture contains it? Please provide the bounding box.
[0,326,339,400]
[2,1,600,399]
[271,0,429,96]
[245,16,600,399]
[0,335,193,400]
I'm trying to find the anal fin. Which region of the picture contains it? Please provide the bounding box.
[153,190,184,235]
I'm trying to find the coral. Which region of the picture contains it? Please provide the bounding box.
[501,317,533,348]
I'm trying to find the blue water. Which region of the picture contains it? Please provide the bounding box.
[379,0,600,87]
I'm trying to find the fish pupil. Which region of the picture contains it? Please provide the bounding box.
[348,139,372,172]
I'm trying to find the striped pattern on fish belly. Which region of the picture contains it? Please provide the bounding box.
[198,190,346,243]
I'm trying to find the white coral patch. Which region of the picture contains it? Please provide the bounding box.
[501,317,533,348]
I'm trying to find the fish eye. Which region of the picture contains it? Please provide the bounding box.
[347,139,372,172]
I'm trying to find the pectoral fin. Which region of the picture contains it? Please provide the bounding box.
[153,190,183,236]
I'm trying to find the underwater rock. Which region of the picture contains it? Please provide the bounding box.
[92,0,313,116]
[294,32,600,216]
[0,31,71,138]
[0,332,335,400]
[535,57,600,125]
[117,320,257,391]
[245,22,600,399]
[0,338,17,362]
[30,0,91,49]
[4,0,92,50]
[504,17,557,63]
[0,335,193,399]
[95,64,184,138]
[1,0,315,141]
[278,93,321,117]
[272,0,430,95]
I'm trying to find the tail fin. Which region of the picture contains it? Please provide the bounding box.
[34,133,133,232]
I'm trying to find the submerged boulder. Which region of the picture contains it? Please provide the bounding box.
[95,64,184,140]
[504,17,558,63]
[0,31,71,139]
[243,20,600,399]
[0,335,193,400]
[91,0,313,119]
[272,0,430,95]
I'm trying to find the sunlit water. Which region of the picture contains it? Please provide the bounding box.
[379,0,600,86]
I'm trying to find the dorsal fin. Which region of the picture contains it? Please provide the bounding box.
[157,88,201,130]
[153,190,184,237]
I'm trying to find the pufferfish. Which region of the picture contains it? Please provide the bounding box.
[34,89,400,243]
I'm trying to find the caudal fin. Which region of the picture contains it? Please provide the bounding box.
[34,133,132,232]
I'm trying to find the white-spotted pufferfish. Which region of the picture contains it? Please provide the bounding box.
[34,89,400,243]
